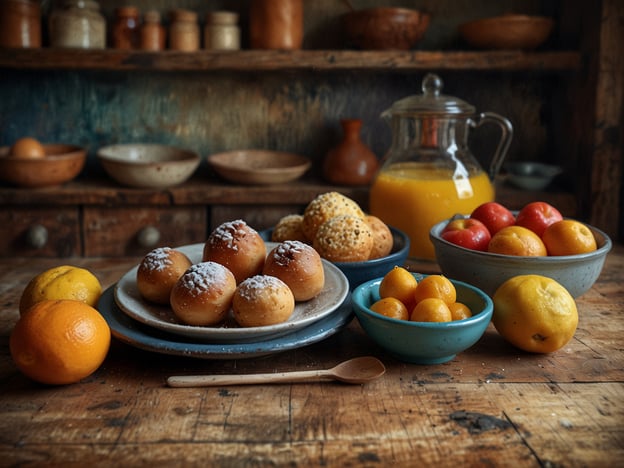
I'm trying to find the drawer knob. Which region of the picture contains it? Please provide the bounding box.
[138,226,161,248]
[26,224,48,249]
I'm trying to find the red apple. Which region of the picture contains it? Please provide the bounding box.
[440,218,492,251]
[515,201,563,237]
[470,202,516,235]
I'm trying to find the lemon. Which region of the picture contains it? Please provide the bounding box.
[492,275,578,353]
[19,265,103,315]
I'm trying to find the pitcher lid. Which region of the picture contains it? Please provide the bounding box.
[386,73,475,116]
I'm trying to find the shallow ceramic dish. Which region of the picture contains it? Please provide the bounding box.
[343,7,430,50]
[459,14,554,50]
[100,286,353,360]
[352,273,493,364]
[0,144,86,188]
[260,226,410,289]
[97,144,200,189]
[430,216,612,297]
[208,150,311,185]
[114,242,349,343]
[506,161,563,191]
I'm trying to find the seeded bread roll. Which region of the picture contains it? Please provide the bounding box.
[232,275,295,327]
[301,192,365,242]
[136,247,193,305]
[170,261,237,326]
[366,215,393,259]
[313,214,374,262]
[263,240,325,301]
[203,219,266,284]
[271,214,307,243]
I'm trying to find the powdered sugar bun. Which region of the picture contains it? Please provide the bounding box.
[263,240,325,301]
[232,275,295,327]
[136,247,192,305]
[202,219,266,284]
[170,261,237,326]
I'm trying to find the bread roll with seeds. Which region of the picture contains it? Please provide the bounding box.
[366,215,393,259]
[301,192,365,242]
[313,214,373,262]
[271,214,308,243]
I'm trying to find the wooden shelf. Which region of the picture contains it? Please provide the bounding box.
[0,49,581,72]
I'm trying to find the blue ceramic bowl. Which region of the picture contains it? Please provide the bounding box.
[429,216,612,298]
[260,226,410,289]
[352,273,493,364]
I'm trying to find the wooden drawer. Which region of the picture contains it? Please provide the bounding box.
[0,207,81,257]
[84,207,207,257]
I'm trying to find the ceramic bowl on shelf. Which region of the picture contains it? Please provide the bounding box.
[429,216,612,298]
[97,144,200,189]
[260,226,410,290]
[0,144,86,188]
[352,273,493,364]
[207,150,311,185]
[459,14,554,50]
[342,7,430,50]
[505,161,563,191]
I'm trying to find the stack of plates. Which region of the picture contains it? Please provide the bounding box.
[98,243,352,359]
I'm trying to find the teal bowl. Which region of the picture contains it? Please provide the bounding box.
[351,274,493,364]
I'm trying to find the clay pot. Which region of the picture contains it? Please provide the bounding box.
[249,0,303,50]
[323,119,379,186]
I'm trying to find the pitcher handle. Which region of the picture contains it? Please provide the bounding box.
[470,112,513,181]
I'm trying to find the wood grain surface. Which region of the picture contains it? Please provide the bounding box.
[0,245,622,466]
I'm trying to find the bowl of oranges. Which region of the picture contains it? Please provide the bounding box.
[352,268,493,364]
[429,201,612,298]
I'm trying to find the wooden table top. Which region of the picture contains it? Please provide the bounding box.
[1,246,623,467]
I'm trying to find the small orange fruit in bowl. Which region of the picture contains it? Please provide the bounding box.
[10,299,111,385]
[370,296,409,321]
[542,219,597,256]
[379,265,418,311]
[412,274,456,306]
[9,137,46,159]
[488,225,547,256]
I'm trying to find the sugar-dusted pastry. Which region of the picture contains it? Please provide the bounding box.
[232,275,295,327]
[136,247,192,304]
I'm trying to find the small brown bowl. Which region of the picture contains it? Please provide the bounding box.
[0,144,86,188]
[208,150,311,185]
[459,14,554,50]
[343,7,430,50]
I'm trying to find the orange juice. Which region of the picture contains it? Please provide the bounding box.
[370,162,494,260]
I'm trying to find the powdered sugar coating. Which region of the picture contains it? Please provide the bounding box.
[272,240,309,267]
[178,262,232,297]
[207,219,250,252]
[141,247,175,272]
[237,275,289,300]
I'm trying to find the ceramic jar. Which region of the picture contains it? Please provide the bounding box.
[249,0,303,50]
[0,0,41,48]
[204,11,240,50]
[49,0,106,49]
[112,6,140,49]
[140,10,165,51]
[323,119,379,186]
[169,9,199,51]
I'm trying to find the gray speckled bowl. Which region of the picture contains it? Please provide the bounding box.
[430,216,612,298]
[98,144,200,189]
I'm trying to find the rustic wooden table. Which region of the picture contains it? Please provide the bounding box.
[1,246,622,467]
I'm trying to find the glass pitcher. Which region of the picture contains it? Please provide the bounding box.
[370,73,513,260]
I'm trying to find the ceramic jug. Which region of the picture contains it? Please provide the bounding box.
[369,73,513,260]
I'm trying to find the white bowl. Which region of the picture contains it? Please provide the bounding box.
[98,144,200,189]
[506,162,563,191]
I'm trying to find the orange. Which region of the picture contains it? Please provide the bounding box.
[542,219,597,256]
[488,226,547,256]
[449,302,472,321]
[370,297,409,321]
[10,299,111,385]
[19,265,102,315]
[412,275,456,306]
[379,266,418,311]
[410,298,452,323]
[492,275,578,353]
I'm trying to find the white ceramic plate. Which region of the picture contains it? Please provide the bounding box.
[114,243,349,343]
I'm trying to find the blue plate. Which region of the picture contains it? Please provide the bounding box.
[98,286,353,360]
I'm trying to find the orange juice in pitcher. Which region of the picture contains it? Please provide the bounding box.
[370,74,512,260]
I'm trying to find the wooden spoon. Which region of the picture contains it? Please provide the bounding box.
[166,356,385,387]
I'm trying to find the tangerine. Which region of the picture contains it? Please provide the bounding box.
[492,275,578,353]
[449,302,472,321]
[412,274,456,306]
[542,219,597,256]
[379,266,418,311]
[488,226,547,256]
[370,297,409,321]
[410,298,452,323]
[19,265,102,315]
[10,299,111,385]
